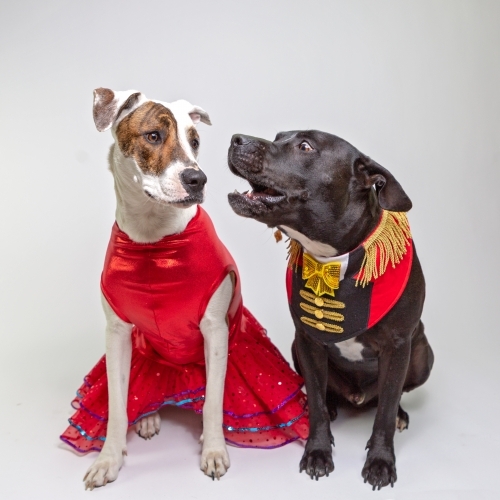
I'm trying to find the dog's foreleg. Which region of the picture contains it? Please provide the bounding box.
[199,274,232,480]
[295,328,334,480]
[83,294,133,490]
[362,334,411,490]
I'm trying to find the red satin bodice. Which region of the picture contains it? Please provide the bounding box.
[101,207,242,365]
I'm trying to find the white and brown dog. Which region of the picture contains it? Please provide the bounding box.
[83,88,231,488]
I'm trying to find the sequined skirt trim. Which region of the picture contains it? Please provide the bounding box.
[60,308,309,452]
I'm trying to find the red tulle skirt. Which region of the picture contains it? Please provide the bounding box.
[60,310,309,452]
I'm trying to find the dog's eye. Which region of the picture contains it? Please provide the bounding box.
[191,138,200,149]
[299,141,313,152]
[146,132,161,144]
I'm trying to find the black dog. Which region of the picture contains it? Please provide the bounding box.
[227,131,433,490]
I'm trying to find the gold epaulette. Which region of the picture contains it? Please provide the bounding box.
[356,211,411,287]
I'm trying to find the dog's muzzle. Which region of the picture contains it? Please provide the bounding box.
[229,135,266,174]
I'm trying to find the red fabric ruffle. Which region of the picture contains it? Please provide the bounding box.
[61,308,309,451]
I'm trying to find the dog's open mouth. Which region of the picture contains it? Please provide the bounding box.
[230,179,286,209]
[236,180,285,204]
[227,154,288,219]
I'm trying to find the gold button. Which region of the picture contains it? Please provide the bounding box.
[316,322,325,331]
[314,297,324,307]
[314,310,324,319]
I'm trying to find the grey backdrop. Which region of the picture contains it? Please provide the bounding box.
[1,1,498,499]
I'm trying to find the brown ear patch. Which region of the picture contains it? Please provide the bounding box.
[93,88,116,132]
[116,101,191,175]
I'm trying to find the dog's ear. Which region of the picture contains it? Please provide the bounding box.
[93,88,145,132]
[188,105,212,126]
[355,156,412,212]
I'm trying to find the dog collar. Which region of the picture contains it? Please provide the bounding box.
[286,211,413,344]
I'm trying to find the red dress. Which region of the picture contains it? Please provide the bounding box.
[60,207,308,452]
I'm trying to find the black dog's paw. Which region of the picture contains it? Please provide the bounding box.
[299,449,334,480]
[362,453,397,490]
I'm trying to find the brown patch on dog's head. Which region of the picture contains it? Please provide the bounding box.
[116,101,191,176]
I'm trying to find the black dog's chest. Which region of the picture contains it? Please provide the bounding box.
[289,246,374,346]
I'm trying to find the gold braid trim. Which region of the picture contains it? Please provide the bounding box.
[299,289,345,309]
[356,211,412,288]
[300,316,344,334]
[300,302,345,322]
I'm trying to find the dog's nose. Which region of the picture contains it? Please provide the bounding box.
[231,135,251,147]
[181,168,207,193]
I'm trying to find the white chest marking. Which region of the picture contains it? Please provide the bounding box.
[335,337,364,362]
[280,226,338,258]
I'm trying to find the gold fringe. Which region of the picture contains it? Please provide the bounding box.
[356,211,412,288]
[287,239,302,271]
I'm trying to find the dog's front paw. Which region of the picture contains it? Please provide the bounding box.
[200,443,230,480]
[362,449,397,490]
[299,449,334,480]
[83,448,125,490]
[135,412,161,439]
